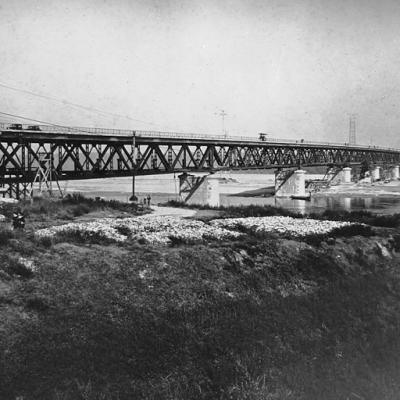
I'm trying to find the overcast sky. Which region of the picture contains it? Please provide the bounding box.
[1,0,400,146]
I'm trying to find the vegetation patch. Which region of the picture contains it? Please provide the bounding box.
[0,235,399,399]
[1,200,400,399]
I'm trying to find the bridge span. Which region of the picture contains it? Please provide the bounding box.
[0,123,400,199]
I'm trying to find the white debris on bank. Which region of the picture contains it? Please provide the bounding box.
[210,216,352,237]
[35,214,354,245]
[35,215,241,244]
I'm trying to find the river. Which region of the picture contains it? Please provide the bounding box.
[63,172,400,215]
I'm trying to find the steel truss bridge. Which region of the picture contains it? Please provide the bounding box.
[1,123,400,198]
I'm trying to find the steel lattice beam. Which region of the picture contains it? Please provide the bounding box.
[0,129,400,198]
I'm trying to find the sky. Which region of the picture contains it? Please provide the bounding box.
[1,0,400,146]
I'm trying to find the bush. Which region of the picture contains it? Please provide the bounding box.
[0,227,13,246]
[71,204,91,217]
[392,234,400,252]
[36,235,53,248]
[17,193,141,220]
[115,225,132,237]
[330,223,375,238]
[303,224,375,246]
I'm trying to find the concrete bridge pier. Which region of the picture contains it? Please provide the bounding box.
[341,167,352,184]
[275,169,306,197]
[372,166,381,182]
[391,165,400,180]
[178,173,220,206]
[325,166,352,185]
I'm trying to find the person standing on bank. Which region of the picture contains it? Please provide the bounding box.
[147,195,151,206]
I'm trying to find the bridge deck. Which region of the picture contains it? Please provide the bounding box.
[1,123,400,198]
[0,123,398,151]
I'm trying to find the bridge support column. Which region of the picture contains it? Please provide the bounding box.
[372,166,381,182]
[341,167,352,184]
[179,173,220,206]
[275,169,306,197]
[326,166,352,185]
[391,165,399,180]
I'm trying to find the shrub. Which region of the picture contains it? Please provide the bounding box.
[168,235,201,246]
[330,223,375,238]
[0,227,13,246]
[36,235,53,248]
[71,204,91,217]
[392,234,400,252]
[303,224,375,246]
[115,225,132,237]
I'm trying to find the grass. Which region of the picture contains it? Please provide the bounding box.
[164,200,303,218]
[0,199,400,399]
[0,227,400,399]
[0,194,146,231]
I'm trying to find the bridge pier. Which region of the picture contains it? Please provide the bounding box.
[372,166,381,182]
[341,167,352,184]
[178,173,220,206]
[275,169,306,197]
[391,165,400,180]
[325,166,352,185]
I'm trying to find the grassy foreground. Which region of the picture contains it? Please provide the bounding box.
[1,199,400,399]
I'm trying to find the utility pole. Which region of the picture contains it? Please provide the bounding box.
[349,114,356,145]
[216,109,228,137]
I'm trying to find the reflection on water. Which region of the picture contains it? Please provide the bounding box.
[221,194,400,215]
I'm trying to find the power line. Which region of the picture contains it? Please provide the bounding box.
[0,110,109,136]
[0,81,164,128]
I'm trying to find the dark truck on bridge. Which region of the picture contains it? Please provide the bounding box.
[6,124,41,131]
[7,124,23,130]
[27,125,41,131]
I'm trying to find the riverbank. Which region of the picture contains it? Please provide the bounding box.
[1,198,400,399]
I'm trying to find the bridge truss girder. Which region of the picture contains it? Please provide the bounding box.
[0,134,399,198]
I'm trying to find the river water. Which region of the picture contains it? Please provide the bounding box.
[64,172,400,215]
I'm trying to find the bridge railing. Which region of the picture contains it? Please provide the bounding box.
[0,122,398,152]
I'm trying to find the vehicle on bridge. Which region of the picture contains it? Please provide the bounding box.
[7,124,23,130]
[5,124,41,131]
[258,133,267,141]
[27,125,41,131]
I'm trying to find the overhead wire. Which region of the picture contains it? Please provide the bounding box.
[0,81,169,129]
[0,110,118,136]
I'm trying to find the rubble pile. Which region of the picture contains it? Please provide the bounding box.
[210,216,353,237]
[35,216,241,244]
